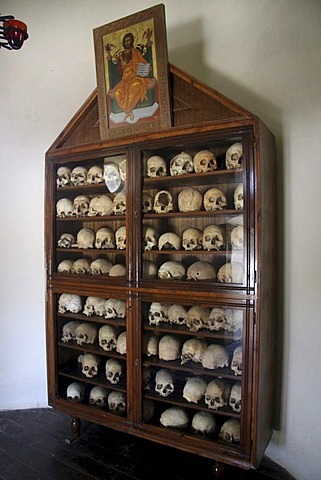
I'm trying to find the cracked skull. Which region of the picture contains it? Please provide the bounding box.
[158,232,181,251]
[70,166,88,185]
[170,151,193,176]
[153,190,173,214]
[178,187,202,212]
[180,338,208,364]
[89,195,113,216]
[58,294,83,314]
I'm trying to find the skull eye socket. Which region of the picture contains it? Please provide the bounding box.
[205,395,211,402]
[230,398,236,404]
[215,396,221,403]
[84,366,89,371]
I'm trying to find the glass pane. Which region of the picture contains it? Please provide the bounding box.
[55,154,127,281]
[57,292,128,417]
[141,299,244,448]
[140,136,247,287]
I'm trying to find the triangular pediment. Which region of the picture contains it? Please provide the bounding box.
[47,63,254,155]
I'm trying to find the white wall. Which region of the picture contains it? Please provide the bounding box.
[1,1,320,479]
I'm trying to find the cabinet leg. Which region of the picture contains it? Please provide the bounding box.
[212,461,225,479]
[65,416,81,444]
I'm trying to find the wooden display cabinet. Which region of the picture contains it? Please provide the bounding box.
[45,64,276,475]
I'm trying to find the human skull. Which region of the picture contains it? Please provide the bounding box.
[182,376,207,403]
[58,294,83,314]
[109,264,126,276]
[202,344,229,370]
[71,258,91,274]
[143,333,159,356]
[217,262,244,283]
[105,358,124,384]
[219,418,240,443]
[193,150,217,173]
[143,367,152,390]
[98,325,119,351]
[70,166,88,185]
[75,322,98,346]
[205,379,232,410]
[231,225,244,249]
[231,346,242,376]
[203,188,227,211]
[182,228,203,251]
[57,259,74,273]
[83,296,106,317]
[168,304,187,326]
[104,162,122,193]
[186,306,211,332]
[119,159,126,182]
[88,195,113,216]
[146,155,167,177]
[104,298,126,319]
[72,195,90,217]
[116,331,127,355]
[57,233,75,248]
[191,411,216,436]
[180,338,208,364]
[158,335,181,361]
[229,383,242,412]
[108,391,126,415]
[202,225,226,251]
[178,187,202,212]
[78,353,100,378]
[142,260,157,279]
[148,302,169,325]
[56,166,71,187]
[113,192,126,216]
[89,258,113,275]
[87,165,104,184]
[73,228,95,249]
[56,198,73,218]
[225,142,243,170]
[142,192,154,213]
[115,226,126,250]
[186,261,216,281]
[158,232,181,251]
[169,151,193,176]
[208,308,228,331]
[95,227,115,249]
[153,190,173,214]
[225,309,243,333]
[234,183,244,210]
[89,386,108,407]
[155,368,175,397]
[67,382,85,402]
[61,320,81,343]
[160,407,189,429]
[158,261,186,280]
[143,226,159,251]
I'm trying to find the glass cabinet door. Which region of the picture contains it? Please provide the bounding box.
[56,291,128,417]
[54,153,128,282]
[140,296,250,451]
[138,131,254,290]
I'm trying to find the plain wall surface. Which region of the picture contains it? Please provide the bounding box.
[0,1,320,479]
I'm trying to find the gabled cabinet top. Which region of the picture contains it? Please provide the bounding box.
[46,64,257,157]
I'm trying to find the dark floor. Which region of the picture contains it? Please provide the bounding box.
[0,408,295,480]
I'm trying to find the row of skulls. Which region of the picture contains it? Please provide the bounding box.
[78,353,125,386]
[151,366,241,413]
[143,183,243,214]
[58,294,126,318]
[56,192,126,217]
[57,257,123,275]
[67,382,126,415]
[143,332,242,376]
[153,259,243,283]
[147,302,243,333]
[159,407,240,442]
[146,143,243,177]
[61,320,126,354]
[66,379,239,440]
[144,224,243,252]
[58,225,126,250]
[56,161,126,188]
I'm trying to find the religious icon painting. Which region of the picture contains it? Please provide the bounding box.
[93,4,172,140]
